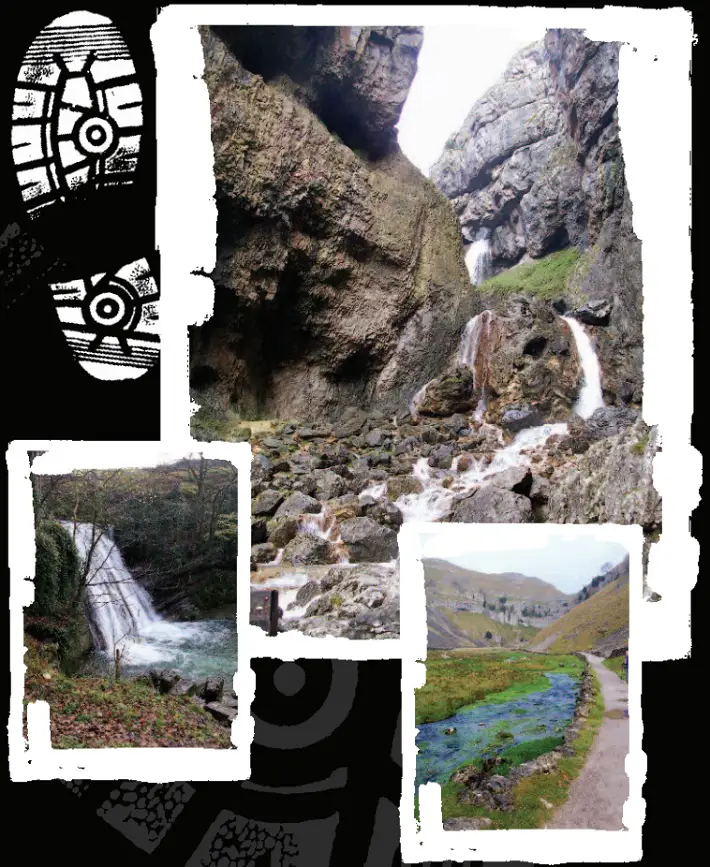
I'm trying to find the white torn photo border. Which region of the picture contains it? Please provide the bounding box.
[7,440,254,783]
[151,4,696,664]
[399,522,645,863]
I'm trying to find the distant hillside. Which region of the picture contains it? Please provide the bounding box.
[424,558,573,649]
[530,566,629,654]
[572,555,630,605]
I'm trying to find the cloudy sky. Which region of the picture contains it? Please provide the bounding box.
[422,533,629,594]
[397,25,546,176]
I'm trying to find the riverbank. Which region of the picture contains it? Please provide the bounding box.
[415,649,584,725]
[23,636,234,749]
[415,649,606,829]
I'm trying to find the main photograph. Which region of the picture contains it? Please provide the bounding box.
[188,24,660,639]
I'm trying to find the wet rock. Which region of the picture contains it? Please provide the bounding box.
[428,444,454,469]
[450,486,533,523]
[252,489,284,516]
[282,534,336,566]
[168,678,199,697]
[363,500,404,528]
[251,518,268,544]
[261,437,283,450]
[329,493,361,522]
[295,581,321,607]
[274,492,322,519]
[501,404,544,433]
[575,298,612,325]
[340,517,399,562]
[251,542,277,566]
[488,465,533,496]
[387,475,423,500]
[417,367,476,416]
[266,516,299,547]
[365,429,386,448]
[444,727,457,735]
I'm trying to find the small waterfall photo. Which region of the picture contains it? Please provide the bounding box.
[16,446,245,756]
[400,523,643,861]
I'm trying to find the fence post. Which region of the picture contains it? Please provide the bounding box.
[268,589,279,636]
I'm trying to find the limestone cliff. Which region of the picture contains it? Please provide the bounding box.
[190,26,476,422]
[431,30,643,407]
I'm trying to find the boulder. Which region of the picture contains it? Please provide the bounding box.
[199,676,225,703]
[282,533,336,566]
[340,517,399,562]
[501,404,544,433]
[266,516,299,547]
[417,367,476,416]
[450,486,533,523]
[488,465,533,496]
[274,492,322,519]
[204,701,237,726]
[148,669,182,695]
[251,542,277,566]
[252,489,284,517]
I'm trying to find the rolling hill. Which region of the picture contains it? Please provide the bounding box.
[530,565,629,654]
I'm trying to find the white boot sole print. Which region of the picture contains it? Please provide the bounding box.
[12,10,142,218]
[50,258,159,380]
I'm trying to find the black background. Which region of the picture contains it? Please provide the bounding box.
[2,4,701,865]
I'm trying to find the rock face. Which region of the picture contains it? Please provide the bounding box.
[431,30,642,406]
[190,26,476,422]
[546,418,661,527]
[281,562,400,639]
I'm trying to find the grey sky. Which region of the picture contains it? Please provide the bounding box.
[397,25,545,176]
[432,537,629,594]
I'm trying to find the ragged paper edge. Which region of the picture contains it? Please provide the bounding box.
[399,522,645,863]
[7,439,254,782]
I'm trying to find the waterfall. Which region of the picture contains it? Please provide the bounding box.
[64,521,237,678]
[298,507,350,564]
[65,521,160,653]
[409,380,432,420]
[458,309,495,419]
[465,232,492,286]
[563,316,605,419]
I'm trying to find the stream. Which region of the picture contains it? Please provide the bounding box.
[415,672,580,788]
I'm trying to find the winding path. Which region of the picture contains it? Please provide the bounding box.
[545,653,629,830]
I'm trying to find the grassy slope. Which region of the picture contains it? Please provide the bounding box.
[477,248,582,300]
[439,668,605,828]
[532,577,629,653]
[444,610,540,645]
[23,637,232,749]
[603,656,627,681]
[416,649,584,725]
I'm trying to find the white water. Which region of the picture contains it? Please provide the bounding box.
[465,236,492,286]
[394,422,569,522]
[65,521,236,676]
[409,379,433,420]
[458,309,495,420]
[563,315,605,419]
[298,506,349,563]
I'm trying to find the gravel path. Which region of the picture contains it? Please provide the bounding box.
[545,653,629,830]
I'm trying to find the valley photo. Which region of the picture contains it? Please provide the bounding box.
[23,450,239,749]
[188,24,661,641]
[415,532,631,831]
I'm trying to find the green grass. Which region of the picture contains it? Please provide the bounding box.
[631,434,649,456]
[23,636,232,749]
[439,668,605,827]
[477,248,582,300]
[415,649,584,725]
[532,578,629,653]
[602,656,628,681]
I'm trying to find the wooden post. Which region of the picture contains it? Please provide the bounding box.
[114,647,121,680]
[268,589,279,636]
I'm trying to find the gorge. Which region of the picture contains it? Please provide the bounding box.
[188,26,660,637]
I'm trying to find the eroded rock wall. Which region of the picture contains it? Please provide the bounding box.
[190,26,477,421]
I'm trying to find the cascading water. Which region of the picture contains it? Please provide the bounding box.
[395,422,569,522]
[409,380,432,421]
[464,230,492,286]
[458,309,495,420]
[65,521,159,653]
[65,521,237,678]
[298,507,350,564]
[563,315,605,419]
